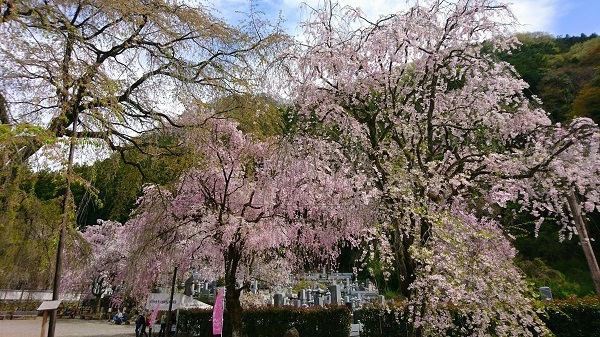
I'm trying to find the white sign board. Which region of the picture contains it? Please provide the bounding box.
[37,300,61,311]
[146,293,212,311]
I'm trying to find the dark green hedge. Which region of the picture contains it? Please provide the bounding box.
[178,306,352,337]
[353,306,406,337]
[177,298,600,337]
[353,297,600,337]
[178,310,216,337]
[0,301,42,311]
[537,297,600,337]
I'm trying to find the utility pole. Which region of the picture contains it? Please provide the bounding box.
[166,267,177,337]
[48,111,78,337]
[567,189,600,300]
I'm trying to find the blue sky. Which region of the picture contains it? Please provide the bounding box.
[510,0,600,36]
[209,0,600,37]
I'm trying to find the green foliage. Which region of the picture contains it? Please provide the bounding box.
[0,166,64,289]
[178,309,214,336]
[511,215,599,299]
[517,258,584,299]
[536,297,600,337]
[244,306,351,337]
[360,249,400,294]
[355,305,506,337]
[178,306,352,337]
[74,131,197,228]
[0,301,43,312]
[500,32,559,98]
[74,157,143,228]
[354,306,408,337]
[502,34,600,124]
[553,34,599,53]
[572,85,600,121]
[212,93,285,139]
[537,72,577,121]
[292,280,326,293]
[356,300,600,337]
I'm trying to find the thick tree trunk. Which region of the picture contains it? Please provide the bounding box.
[225,284,243,337]
[0,92,9,124]
[224,243,244,337]
[390,215,426,337]
[566,190,600,300]
[393,235,415,297]
[95,296,102,316]
[390,218,416,298]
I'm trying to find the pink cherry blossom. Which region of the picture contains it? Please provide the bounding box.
[290,0,597,335]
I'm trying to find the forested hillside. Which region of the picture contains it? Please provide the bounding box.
[501,33,600,298]
[502,33,600,124]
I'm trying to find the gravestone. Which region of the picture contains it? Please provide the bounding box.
[298,289,306,305]
[328,284,341,305]
[184,276,194,296]
[539,286,552,301]
[306,289,313,305]
[274,293,284,307]
[314,293,323,307]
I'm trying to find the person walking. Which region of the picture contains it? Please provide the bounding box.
[158,312,167,337]
[169,314,177,336]
[140,314,149,337]
[134,310,146,337]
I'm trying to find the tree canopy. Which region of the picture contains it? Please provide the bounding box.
[0,0,284,321]
[1,1,599,337]
[291,0,598,335]
[80,113,375,337]
[0,0,280,163]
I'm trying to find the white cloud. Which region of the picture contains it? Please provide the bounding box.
[281,0,562,32]
[509,0,560,33]
[283,0,408,20]
[210,0,568,35]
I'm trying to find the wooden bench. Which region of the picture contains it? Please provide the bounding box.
[0,311,6,320]
[55,307,77,319]
[11,311,39,319]
[78,306,94,319]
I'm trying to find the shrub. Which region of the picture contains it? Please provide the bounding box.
[537,296,600,337]
[178,305,351,337]
[354,297,600,337]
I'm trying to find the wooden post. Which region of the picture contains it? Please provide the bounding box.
[567,190,600,300]
[165,267,177,337]
[41,311,48,337]
[38,300,61,337]
[48,110,79,337]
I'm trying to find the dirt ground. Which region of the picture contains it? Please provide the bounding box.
[0,318,141,337]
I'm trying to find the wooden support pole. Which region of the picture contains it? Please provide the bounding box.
[165,267,177,337]
[41,311,48,337]
[567,190,600,300]
[48,111,79,337]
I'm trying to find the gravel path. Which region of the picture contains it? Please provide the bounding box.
[0,318,139,337]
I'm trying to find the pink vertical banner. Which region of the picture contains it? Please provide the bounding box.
[212,288,224,335]
[149,302,160,325]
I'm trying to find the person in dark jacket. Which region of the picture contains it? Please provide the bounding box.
[134,310,146,337]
